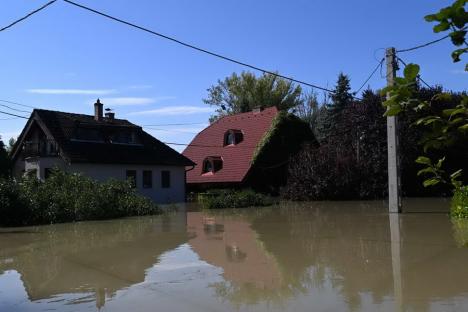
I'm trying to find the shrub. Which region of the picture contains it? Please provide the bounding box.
[199,189,274,209]
[451,186,468,219]
[452,219,468,247]
[0,170,159,227]
[0,179,31,226]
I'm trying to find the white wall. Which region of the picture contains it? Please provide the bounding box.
[72,163,186,204]
[17,158,186,204]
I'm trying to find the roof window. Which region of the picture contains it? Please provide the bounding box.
[224,130,243,146]
[202,156,223,174]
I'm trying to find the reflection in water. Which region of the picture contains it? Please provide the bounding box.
[0,199,467,311]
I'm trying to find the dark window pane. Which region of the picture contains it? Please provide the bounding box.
[203,159,213,173]
[143,170,152,188]
[126,170,137,188]
[161,170,171,188]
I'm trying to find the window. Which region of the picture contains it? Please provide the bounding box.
[202,157,223,174]
[126,170,137,188]
[224,130,243,146]
[161,170,171,188]
[143,170,152,188]
[203,159,213,173]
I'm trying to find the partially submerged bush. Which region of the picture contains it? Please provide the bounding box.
[199,189,274,209]
[452,219,468,248]
[0,170,159,227]
[451,186,468,219]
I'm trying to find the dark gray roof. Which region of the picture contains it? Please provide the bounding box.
[27,109,194,166]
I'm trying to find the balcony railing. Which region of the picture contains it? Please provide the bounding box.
[23,140,59,158]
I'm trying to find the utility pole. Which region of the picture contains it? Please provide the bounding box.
[386,47,402,213]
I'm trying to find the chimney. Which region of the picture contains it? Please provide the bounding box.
[105,112,115,120]
[252,106,264,114]
[94,99,103,121]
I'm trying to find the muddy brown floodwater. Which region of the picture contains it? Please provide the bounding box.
[1,199,467,312]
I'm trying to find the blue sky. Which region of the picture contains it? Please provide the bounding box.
[0,0,466,152]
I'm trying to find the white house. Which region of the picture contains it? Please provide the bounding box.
[10,100,195,204]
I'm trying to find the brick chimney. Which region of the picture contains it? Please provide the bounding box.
[105,112,115,120]
[94,99,103,121]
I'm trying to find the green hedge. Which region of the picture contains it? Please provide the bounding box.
[0,170,159,227]
[451,186,468,219]
[198,189,275,209]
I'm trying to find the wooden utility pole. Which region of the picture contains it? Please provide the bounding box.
[386,47,402,213]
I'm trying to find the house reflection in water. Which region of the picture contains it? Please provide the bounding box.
[187,212,282,294]
[0,213,188,310]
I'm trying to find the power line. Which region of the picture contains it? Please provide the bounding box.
[0,103,31,114]
[355,58,385,94]
[396,34,451,53]
[62,0,339,95]
[0,0,57,33]
[0,99,37,109]
[396,57,434,89]
[0,110,29,119]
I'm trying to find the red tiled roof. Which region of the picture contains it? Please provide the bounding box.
[183,107,278,184]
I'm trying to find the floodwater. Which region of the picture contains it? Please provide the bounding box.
[1,199,467,312]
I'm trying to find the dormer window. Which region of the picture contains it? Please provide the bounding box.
[224,130,243,146]
[202,156,223,174]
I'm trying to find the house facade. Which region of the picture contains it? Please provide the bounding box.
[11,100,194,204]
[182,107,314,193]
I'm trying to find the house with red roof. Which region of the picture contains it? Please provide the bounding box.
[183,107,314,193]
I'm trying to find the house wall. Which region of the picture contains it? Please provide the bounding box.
[72,163,186,204]
[15,157,186,204]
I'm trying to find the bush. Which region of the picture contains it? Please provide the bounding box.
[0,170,159,227]
[451,186,468,219]
[199,189,274,209]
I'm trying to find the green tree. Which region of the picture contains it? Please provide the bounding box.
[0,137,11,178]
[328,72,353,114]
[203,71,303,122]
[291,91,320,129]
[7,137,16,153]
[315,73,353,142]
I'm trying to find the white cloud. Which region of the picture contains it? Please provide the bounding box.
[127,85,153,90]
[99,97,156,106]
[450,69,467,75]
[27,88,116,95]
[129,106,213,116]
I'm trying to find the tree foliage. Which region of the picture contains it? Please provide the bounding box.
[204,71,303,122]
[382,0,467,193]
[0,137,11,178]
[283,87,466,200]
[314,73,353,143]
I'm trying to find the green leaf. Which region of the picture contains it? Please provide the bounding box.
[459,124,468,131]
[451,169,463,179]
[417,167,435,176]
[403,64,420,80]
[450,30,467,46]
[384,105,402,116]
[424,14,438,22]
[423,178,441,187]
[415,156,432,165]
[433,21,450,33]
[435,157,445,169]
